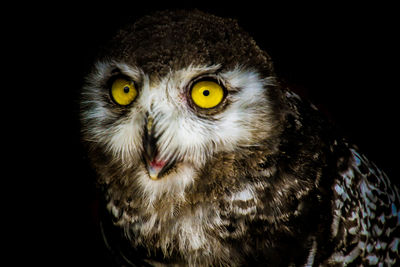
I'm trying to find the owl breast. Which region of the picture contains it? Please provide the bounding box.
[105,180,263,266]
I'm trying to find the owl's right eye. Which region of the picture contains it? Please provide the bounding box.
[110,78,137,106]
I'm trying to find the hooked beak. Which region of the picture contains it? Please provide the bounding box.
[142,115,174,180]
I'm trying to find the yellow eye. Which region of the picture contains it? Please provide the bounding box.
[110,78,137,106]
[191,80,224,109]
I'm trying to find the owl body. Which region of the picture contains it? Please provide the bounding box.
[81,10,400,266]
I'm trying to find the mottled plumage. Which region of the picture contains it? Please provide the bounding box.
[80,10,400,266]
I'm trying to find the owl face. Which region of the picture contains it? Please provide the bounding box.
[81,10,277,206]
[82,60,274,201]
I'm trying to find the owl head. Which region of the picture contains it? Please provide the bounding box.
[81,10,282,207]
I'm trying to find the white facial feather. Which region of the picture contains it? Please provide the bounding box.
[137,163,196,207]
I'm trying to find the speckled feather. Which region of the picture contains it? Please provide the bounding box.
[101,10,273,79]
[81,10,400,266]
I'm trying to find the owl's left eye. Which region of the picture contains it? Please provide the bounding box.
[190,80,224,109]
[110,78,137,106]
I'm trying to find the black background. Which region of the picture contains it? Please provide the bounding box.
[10,3,398,266]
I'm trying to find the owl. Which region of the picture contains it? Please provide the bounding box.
[80,9,400,266]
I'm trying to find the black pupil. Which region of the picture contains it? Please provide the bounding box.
[123,86,130,93]
[203,90,210,96]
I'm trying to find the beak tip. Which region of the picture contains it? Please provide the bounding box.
[148,166,160,180]
[149,175,159,180]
